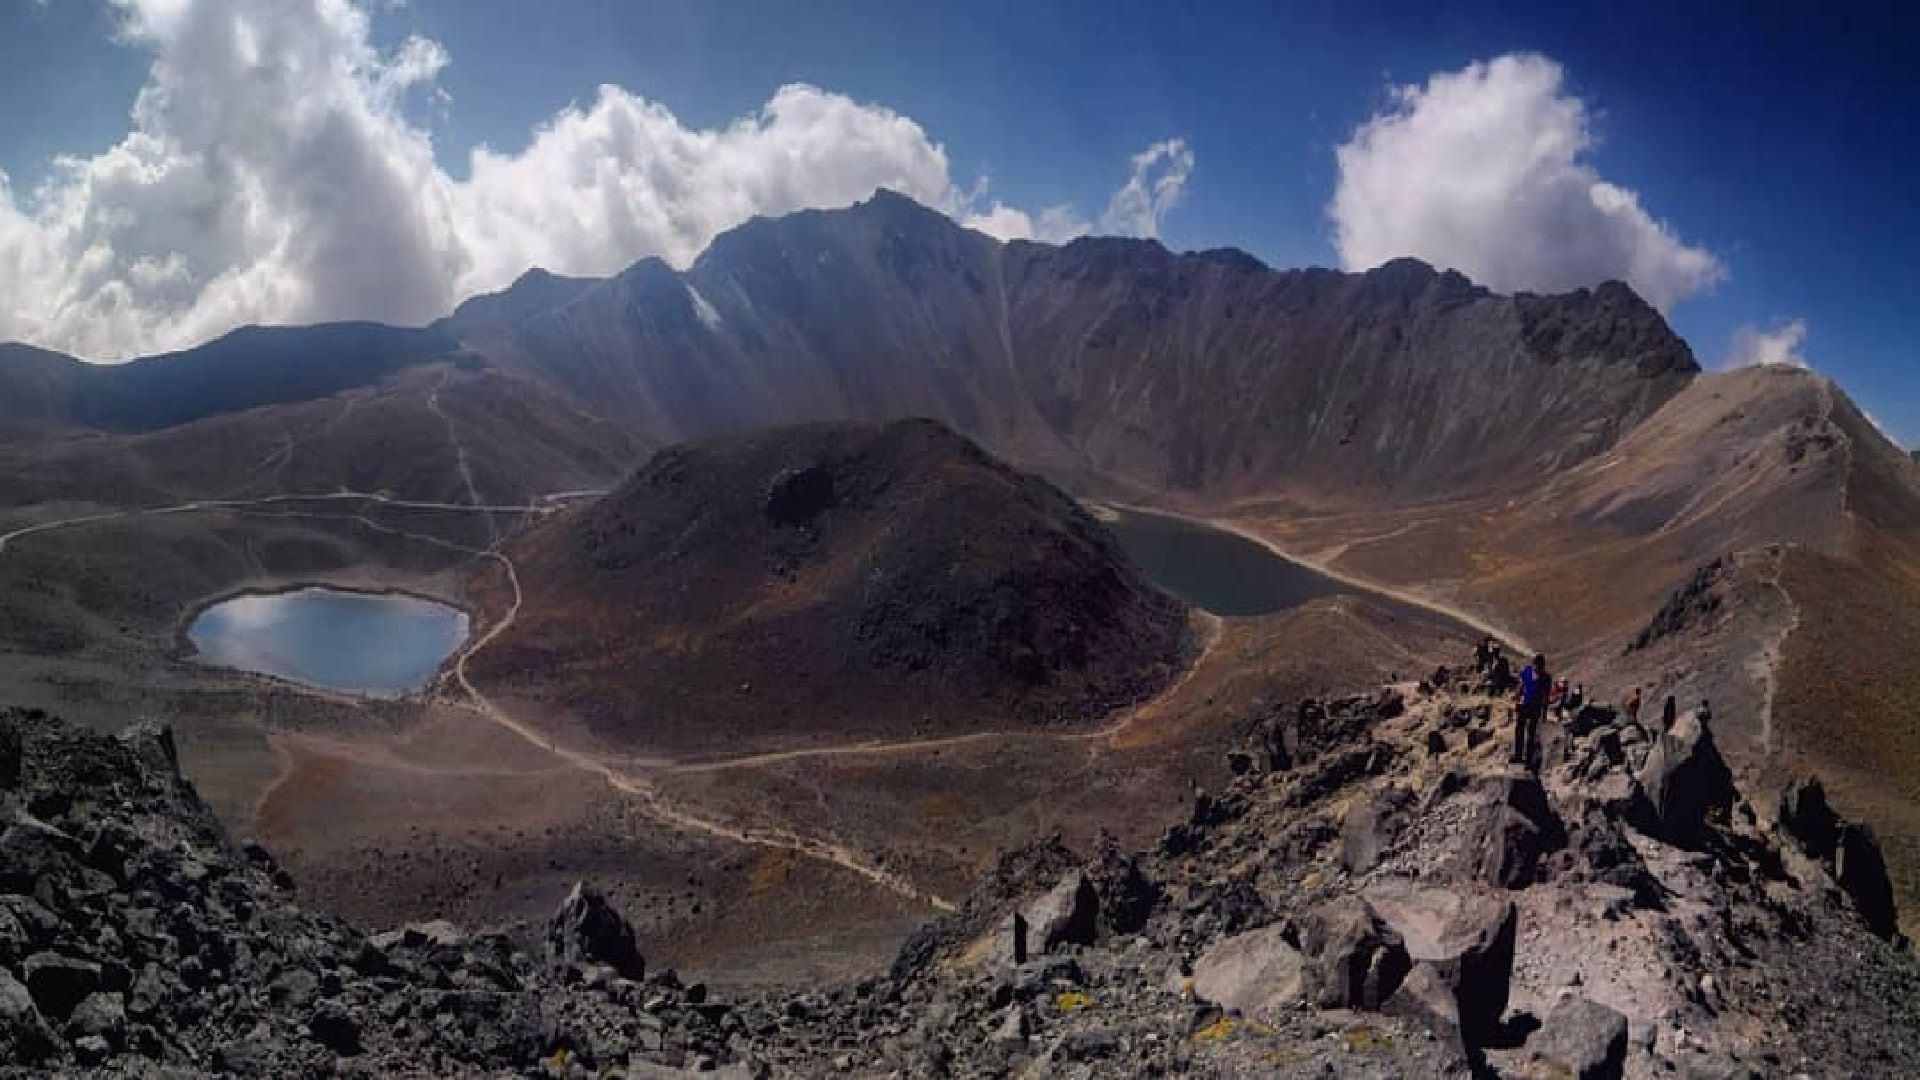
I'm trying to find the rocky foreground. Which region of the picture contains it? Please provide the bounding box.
[4,655,1919,1077]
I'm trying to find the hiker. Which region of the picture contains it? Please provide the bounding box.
[1474,635,1498,672]
[1625,686,1643,725]
[1565,682,1586,715]
[1697,699,1714,726]
[1512,653,1549,769]
[1660,694,1678,732]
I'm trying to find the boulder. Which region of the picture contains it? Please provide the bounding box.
[66,991,126,1048]
[1340,787,1410,876]
[1634,713,1734,845]
[1776,775,1840,862]
[1085,837,1158,936]
[0,814,83,895]
[545,883,646,980]
[1021,872,1099,955]
[1836,821,1900,940]
[1466,775,1565,888]
[1298,895,1411,1010]
[306,1001,362,1055]
[0,715,21,790]
[0,969,57,1065]
[1190,922,1306,1018]
[1527,995,1629,1080]
[1382,963,1466,1054]
[117,722,180,778]
[1567,704,1618,738]
[21,951,101,1021]
[1366,883,1517,1050]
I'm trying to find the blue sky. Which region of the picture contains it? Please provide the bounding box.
[2,0,1914,443]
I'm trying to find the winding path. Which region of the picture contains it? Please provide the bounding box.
[1,485,960,910]
[670,613,1222,776]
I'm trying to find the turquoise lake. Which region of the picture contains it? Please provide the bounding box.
[188,586,469,696]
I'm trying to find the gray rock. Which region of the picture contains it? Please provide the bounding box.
[1367,883,1517,1050]
[1467,774,1565,888]
[1191,922,1305,1017]
[547,882,646,980]
[1529,995,1629,1080]
[1383,963,1465,1054]
[0,968,58,1065]
[22,951,101,1021]
[1836,821,1899,940]
[307,1000,362,1055]
[1021,872,1099,955]
[73,1033,112,1066]
[1777,775,1841,862]
[0,714,21,790]
[1299,895,1410,1010]
[1635,712,1734,845]
[117,721,180,778]
[991,1004,1030,1049]
[66,990,127,1047]
[1340,787,1409,876]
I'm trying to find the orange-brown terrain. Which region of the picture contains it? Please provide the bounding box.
[3,190,1917,984]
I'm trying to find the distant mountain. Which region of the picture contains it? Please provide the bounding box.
[467,418,1194,755]
[445,189,1699,502]
[0,323,459,436]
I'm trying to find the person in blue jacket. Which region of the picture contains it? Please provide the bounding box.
[1512,652,1549,769]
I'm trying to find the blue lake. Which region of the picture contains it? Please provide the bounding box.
[1104,507,1379,617]
[188,586,469,696]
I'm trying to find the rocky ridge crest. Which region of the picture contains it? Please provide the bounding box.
[4,645,1919,1076]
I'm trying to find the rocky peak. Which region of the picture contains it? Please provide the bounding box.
[1514,276,1699,377]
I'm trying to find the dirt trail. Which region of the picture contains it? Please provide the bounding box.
[447,549,959,911]
[1207,511,1533,655]
[1752,545,1802,759]
[427,370,498,545]
[671,614,1222,775]
[0,491,567,555]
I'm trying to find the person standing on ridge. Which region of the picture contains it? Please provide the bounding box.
[1625,686,1643,726]
[1513,653,1549,770]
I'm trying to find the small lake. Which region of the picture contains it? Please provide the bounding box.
[188,586,469,696]
[1102,507,1350,616]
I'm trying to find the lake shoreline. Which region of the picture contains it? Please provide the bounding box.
[181,583,472,699]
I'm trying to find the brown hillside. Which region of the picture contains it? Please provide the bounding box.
[469,419,1194,756]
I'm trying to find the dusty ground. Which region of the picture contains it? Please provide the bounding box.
[0,470,1483,990]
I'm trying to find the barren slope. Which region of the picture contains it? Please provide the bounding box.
[470,418,1194,756]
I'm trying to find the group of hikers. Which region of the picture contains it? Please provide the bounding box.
[1468,635,1710,771]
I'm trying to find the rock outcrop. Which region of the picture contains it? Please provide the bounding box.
[1776,774,1901,940]
[1635,710,1736,845]
[5,647,1920,1077]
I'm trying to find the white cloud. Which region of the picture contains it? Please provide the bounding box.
[2,0,1186,361]
[1330,53,1724,311]
[1722,319,1810,369]
[1098,138,1193,239]
[961,138,1193,244]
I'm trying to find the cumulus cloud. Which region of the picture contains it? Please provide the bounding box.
[1722,318,1810,369]
[0,0,1188,361]
[962,137,1193,244]
[1330,53,1723,311]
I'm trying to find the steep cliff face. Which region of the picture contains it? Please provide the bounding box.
[446,190,1698,502]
